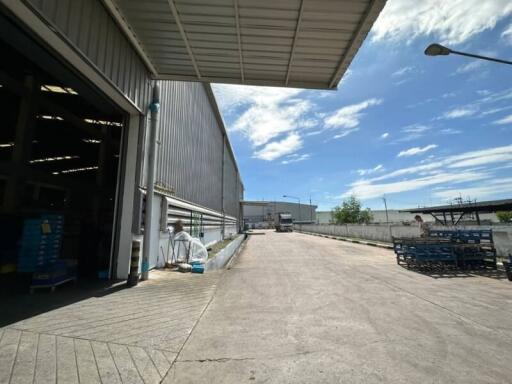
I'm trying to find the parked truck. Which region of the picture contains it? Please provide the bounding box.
[275,212,293,232]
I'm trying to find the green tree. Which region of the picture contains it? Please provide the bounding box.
[496,211,512,223]
[332,195,373,224]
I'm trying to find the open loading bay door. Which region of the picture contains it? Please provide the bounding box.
[0,14,126,293]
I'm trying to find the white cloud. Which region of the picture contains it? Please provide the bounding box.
[454,61,484,74]
[394,124,431,142]
[397,144,438,157]
[281,153,310,165]
[253,133,302,161]
[434,178,512,200]
[478,88,512,104]
[372,0,512,45]
[394,78,411,87]
[212,84,311,148]
[233,98,311,146]
[493,114,512,125]
[479,106,512,117]
[356,164,384,176]
[340,144,512,199]
[477,90,492,96]
[380,132,389,139]
[377,145,512,182]
[431,88,512,123]
[333,129,360,139]
[345,171,488,199]
[213,88,383,159]
[325,98,382,128]
[324,98,382,137]
[448,153,512,168]
[392,66,414,77]
[502,23,512,44]
[439,128,462,135]
[212,84,301,113]
[402,124,430,133]
[440,107,477,119]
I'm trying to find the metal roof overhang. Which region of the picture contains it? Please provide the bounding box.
[104,0,386,89]
[400,199,512,214]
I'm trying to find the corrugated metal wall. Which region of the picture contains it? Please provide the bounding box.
[26,0,243,220]
[27,0,152,111]
[223,140,240,218]
[156,81,242,217]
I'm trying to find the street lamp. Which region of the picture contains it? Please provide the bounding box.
[424,43,512,65]
[282,194,301,222]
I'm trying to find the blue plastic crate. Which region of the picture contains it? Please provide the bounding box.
[191,264,204,274]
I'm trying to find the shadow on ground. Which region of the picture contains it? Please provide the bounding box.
[399,265,510,281]
[0,276,127,327]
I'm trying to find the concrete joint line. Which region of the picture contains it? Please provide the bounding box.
[160,268,230,382]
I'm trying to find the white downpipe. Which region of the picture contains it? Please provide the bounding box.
[141,84,160,280]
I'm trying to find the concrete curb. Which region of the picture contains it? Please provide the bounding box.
[297,231,394,250]
[205,234,247,272]
[225,234,248,270]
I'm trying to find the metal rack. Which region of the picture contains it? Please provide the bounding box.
[393,229,497,270]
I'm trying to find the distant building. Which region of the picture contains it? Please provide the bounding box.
[242,201,317,229]
[316,211,334,224]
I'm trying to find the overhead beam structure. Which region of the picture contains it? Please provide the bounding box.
[106,0,386,89]
[233,0,244,83]
[285,0,305,86]
[402,199,512,226]
[166,0,202,79]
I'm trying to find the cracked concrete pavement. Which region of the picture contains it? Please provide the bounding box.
[2,230,511,383]
[163,230,512,384]
[0,271,222,383]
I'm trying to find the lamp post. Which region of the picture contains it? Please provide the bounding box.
[424,43,512,65]
[283,194,301,222]
[309,195,313,222]
[382,196,389,224]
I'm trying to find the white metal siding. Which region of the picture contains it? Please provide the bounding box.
[156,81,242,216]
[223,141,240,218]
[26,0,243,220]
[27,0,153,110]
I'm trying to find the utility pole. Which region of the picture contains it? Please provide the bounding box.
[382,196,389,223]
[309,196,312,222]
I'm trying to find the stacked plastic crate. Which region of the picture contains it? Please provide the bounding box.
[393,238,455,268]
[454,230,496,269]
[17,214,64,273]
[394,229,497,270]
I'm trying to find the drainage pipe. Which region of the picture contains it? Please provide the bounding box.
[141,84,160,280]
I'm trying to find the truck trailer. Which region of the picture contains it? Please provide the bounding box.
[275,212,293,232]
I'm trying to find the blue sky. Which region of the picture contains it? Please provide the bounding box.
[213,0,512,211]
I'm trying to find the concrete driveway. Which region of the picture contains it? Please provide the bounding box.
[0,270,222,383]
[163,230,512,384]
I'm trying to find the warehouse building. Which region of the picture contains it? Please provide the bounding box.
[243,201,317,229]
[0,1,242,285]
[0,0,385,287]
